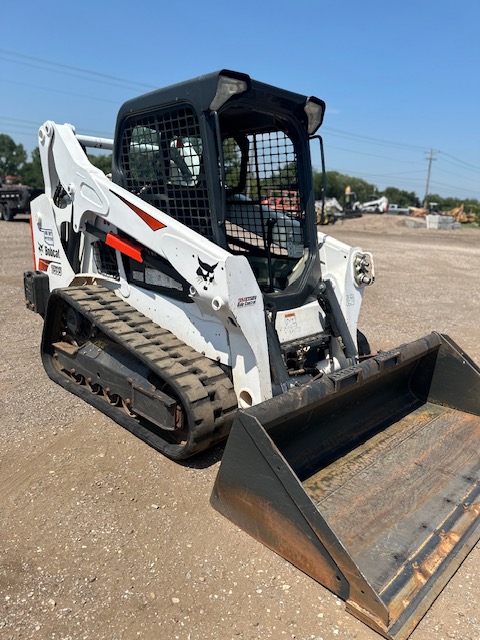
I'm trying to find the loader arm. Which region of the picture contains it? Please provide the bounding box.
[32,121,272,403]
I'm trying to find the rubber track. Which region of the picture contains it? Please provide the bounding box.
[43,285,238,459]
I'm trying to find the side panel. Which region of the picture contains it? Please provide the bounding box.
[30,194,75,289]
[318,232,374,346]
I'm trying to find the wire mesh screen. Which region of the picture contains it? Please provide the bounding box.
[224,131,304,260]
[119,106,213,239]
[93,241,120,280]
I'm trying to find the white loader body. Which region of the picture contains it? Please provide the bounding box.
[30,121,372,409]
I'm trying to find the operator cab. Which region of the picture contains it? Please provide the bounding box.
[113,70,325,309]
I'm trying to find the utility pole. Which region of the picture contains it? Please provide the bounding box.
[423,149,437,208]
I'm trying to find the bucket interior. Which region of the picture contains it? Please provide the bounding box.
[264,340,480,599]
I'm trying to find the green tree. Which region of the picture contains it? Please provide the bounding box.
[260,161,298,192]
[223,138,243,190]
[316,170,376,205]
[88,153,112,175]
[21,148,44,189]
[0,134,27,178]
[383,187,420,208]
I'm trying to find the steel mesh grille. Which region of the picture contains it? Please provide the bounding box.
[225,130,304,258]
[93,241,120,280]
[119,106,213,239]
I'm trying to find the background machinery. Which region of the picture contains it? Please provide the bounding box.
[0,179,41,221]
[24,71,479,640]
[361,194,389,213]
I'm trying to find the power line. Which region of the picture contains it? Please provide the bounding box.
[325,128,480,177]
[434,165,479,181]
[327,144,424,165]
[4,47,478,179]
[0,116,113,139]
[429,179,480,198]
[438,151,480,172]
[2,48,478,199]
[0,48,157,92]
[323,126,427,152]
[1,78,120,105]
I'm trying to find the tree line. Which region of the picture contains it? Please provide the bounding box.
[1,133,478,218]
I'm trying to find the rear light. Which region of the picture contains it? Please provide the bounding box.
[38,259,51,272]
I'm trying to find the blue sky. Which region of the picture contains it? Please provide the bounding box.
[1,0,479,201]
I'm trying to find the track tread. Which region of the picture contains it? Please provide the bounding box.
[43,285,238,459]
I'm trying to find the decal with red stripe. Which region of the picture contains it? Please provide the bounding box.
[110,191,166,231]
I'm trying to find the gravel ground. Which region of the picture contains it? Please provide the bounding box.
[0,213,479,640]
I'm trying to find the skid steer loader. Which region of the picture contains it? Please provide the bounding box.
[24,70,479,639]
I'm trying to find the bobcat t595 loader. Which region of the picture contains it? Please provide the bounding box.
[24,71,480,639]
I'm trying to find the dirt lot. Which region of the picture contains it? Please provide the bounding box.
[1,214,479,640]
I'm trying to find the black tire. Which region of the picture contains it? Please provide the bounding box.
[1,204,14,221]
[0,204,5,220]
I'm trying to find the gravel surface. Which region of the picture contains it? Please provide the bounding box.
[1,214,479,640]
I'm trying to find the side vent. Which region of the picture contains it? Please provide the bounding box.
[93,241,120,280]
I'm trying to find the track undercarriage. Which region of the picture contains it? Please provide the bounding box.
[41,286,238,459]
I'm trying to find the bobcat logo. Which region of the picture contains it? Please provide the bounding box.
[196,257,218,290]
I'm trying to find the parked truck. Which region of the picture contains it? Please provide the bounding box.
[0,180,41,221]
